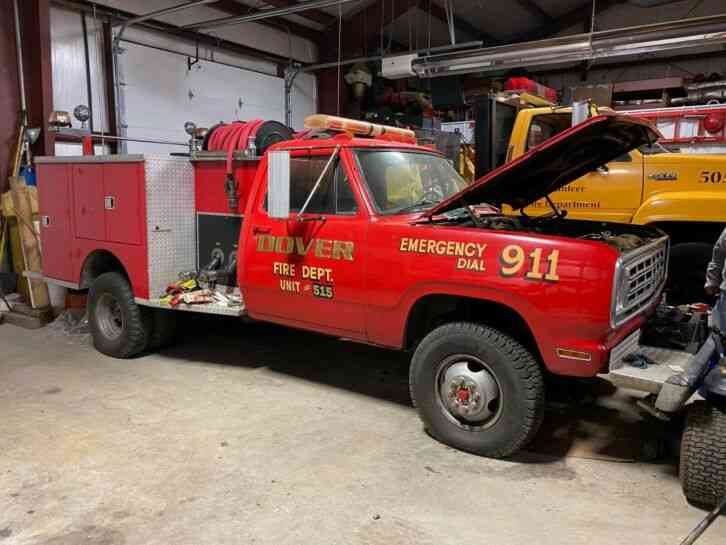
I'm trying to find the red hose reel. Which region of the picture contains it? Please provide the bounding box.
[204,120,293,211]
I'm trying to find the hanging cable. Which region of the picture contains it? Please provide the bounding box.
[587,0,597,69]
[387,0,394,53]
[408,0,412,51]
[380,0,384,54]
[336,2,342,116]
[427,0,432,53]
[92,5,106,151]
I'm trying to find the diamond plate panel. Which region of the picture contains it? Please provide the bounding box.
[144,155,196,299]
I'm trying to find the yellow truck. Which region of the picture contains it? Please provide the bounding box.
[473,95,726,303]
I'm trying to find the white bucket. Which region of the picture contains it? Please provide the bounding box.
[47,283,67,313]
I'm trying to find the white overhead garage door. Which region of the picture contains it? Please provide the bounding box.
[118,40,288,155]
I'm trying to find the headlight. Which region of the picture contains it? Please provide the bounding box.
[615,266,631,313]
[612,258,631,325]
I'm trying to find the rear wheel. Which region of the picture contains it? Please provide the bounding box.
[88,272,151,358]
[410,322,545,458]
[680,401,726,508]
[668,243,713,305]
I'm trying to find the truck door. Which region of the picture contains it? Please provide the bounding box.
[521,113,644,222]
[562,151,643,222]
[243,149,368,339]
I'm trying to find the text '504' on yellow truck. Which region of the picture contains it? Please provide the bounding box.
[470,92,726,303]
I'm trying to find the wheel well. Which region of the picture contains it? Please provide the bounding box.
[649,221,725,246]
[404,295,540,358]
[79,250,128,290]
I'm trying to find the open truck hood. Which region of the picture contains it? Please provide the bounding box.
[425,115,660,217]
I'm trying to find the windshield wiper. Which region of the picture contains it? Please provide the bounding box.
[396,197,440,213]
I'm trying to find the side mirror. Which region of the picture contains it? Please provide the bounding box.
[267,150,290,219]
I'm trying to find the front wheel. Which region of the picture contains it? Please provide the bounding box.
[88,272,151,358]
[410,322,545,458]
[680,401,726,508]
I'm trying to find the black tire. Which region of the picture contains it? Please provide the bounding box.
[410,322,545,458]
[148,309,178,351]
[668,243,713,305]
[88,272,151,358]
[680,401,726,508]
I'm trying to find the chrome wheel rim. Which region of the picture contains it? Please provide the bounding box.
[436,354,503,430]
[96,293,124,340]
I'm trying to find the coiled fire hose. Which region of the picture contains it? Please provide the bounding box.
[206,119,264,212]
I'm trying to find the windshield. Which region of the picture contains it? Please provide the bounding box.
[355,149,468,214]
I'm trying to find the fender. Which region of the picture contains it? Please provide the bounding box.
[632,191,726,225]
[370,280,545,352]
[75,245,149,299]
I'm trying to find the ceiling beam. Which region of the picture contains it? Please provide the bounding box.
[258,0,337,27]
[419,0,499,45]
[511,0,625,42]
[514,0,553,23]
[212,0,321,42]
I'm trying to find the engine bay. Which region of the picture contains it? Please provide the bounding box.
[438,210,664,253]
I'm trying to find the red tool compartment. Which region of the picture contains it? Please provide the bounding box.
[190,152,260,280]
[35,155,188,300]
[192,153,260,214]
[36,163,74,282]
[191,119,292,279]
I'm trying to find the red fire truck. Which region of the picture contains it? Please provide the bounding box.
[34,112,670,455]
[36,113,726,510]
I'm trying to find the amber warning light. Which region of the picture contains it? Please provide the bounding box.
[304,114,416,144]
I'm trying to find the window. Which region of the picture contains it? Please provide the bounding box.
[493,103,517,168]
[355,150,468,214]
[526,113,570,150]
[288,156,358,215]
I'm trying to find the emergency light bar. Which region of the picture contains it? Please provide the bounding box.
[304,114,416,144]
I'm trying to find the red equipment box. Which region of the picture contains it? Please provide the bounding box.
[504,77,558,104]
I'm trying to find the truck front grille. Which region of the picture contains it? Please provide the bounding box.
[612,238,668,326]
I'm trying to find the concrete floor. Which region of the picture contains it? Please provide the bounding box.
[0,317,722,545]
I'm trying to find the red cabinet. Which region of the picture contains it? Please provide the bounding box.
[37,163,74,281]
[103,162,143,245]
[72,164,105,240]
[70,162,143,245]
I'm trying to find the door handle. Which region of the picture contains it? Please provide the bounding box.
[253,226,271,234]
[104,196,116,210]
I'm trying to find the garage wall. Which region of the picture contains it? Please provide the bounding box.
[89,0,318,64]
[539,56,726,104]
[50,7,108,133]
[49,5,317,156]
